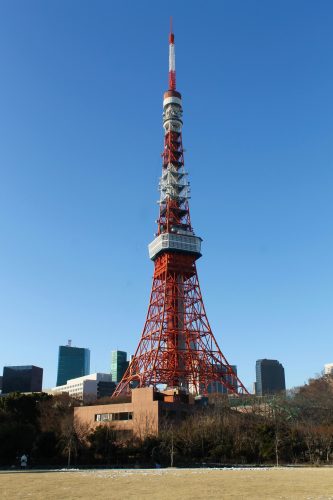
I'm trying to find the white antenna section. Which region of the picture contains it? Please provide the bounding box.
[169,41,175,72]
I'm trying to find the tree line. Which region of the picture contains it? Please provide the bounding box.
[0,374,332,467]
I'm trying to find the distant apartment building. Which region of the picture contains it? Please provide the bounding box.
[255,359,286,396]
[50,373,116,403]
[56,341,90,386]
[111,350,129,384]
[2,365,43,394]
[324,363,333,375]
[207,365,238,394]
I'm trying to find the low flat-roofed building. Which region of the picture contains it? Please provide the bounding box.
[74,387,194,439]
[50,373,116,403]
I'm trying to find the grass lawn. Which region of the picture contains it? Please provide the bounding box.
[1,467,333,499]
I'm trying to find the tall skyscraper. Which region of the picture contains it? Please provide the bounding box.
[2,365,43,394]
[56,341,90,386]
[110,350,129,384]
[255,359,286,396]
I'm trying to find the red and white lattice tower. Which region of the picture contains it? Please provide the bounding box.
[112,27,249,398]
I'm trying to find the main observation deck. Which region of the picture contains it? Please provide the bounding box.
[148,230,202,261]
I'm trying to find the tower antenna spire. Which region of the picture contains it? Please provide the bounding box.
[169,17,176,90]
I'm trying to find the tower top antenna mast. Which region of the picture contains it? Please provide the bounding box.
[169,18,176,90]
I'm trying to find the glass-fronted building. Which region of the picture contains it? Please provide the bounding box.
[110,350,129,384]
[56,345,90,386]
[207,364,238,394]
[2,365,43,394]
[255,359,286,396]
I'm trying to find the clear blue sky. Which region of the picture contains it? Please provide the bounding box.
[0,1,332,391]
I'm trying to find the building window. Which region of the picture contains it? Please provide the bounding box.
[95,412,133,422]
[112,412,133,421]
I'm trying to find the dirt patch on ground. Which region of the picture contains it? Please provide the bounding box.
[1,467,333,499]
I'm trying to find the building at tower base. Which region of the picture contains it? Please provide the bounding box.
[74,387,204,440]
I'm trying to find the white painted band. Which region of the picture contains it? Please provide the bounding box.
[163,96,182,107]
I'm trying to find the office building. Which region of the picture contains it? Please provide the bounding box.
[2,365,43,394]
[324,363,333,375]
[50,373,116,403]
[255,359,286,396]
[207,365,238,394]
[56,341,90,386]
[111,350,129,384]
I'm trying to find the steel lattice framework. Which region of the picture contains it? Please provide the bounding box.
[112,28,248,398]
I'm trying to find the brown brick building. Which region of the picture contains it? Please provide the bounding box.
[74,387,197,439]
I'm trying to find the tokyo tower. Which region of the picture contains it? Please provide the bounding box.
[112,27,248,398]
